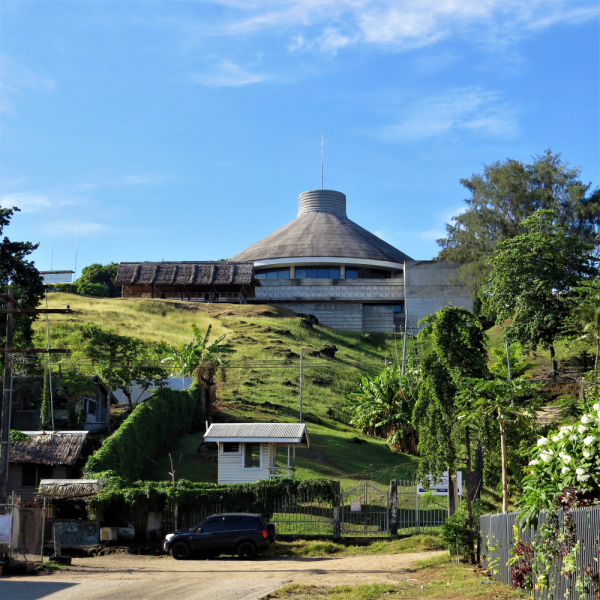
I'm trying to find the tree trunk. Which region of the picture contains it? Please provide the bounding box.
[465,427,475,564]
[595,339,599,381]
[550,345,557,382]
[499,412,508,513]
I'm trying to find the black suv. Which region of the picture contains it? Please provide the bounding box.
[163,513,275,560]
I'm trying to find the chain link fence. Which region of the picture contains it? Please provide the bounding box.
[0,497,45,565]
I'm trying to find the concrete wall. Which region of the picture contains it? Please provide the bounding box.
[404,261,473,329]
[362,305,395,333]
[277,302,363,330]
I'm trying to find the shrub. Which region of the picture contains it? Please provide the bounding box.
[76,281,109,297]
[84,387,204,481]
[438,498,496,555]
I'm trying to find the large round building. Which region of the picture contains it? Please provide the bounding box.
[115,188,472,332]
[231,189,472,332]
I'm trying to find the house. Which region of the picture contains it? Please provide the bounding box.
[11,375,116,434]
[204,423,309,484]
[8,431,88,498]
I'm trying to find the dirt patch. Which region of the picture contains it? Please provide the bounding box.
[20,551,445,588]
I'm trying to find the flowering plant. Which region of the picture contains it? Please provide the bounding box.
[519,404,600,523]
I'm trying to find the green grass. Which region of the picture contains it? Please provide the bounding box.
[263,535,445,558]
[267,554,521,600]
[35,561,69,573]
[36,294,416,484]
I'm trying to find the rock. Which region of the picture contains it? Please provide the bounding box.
[309,344,338,358]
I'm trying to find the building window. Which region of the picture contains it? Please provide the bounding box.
[345,267,391,279]
[393,305,403,313]
[255,267,290,279]
[21,464,53,487]
[295,266,340,279]
[222,442,240,454]
[243,443,261,469]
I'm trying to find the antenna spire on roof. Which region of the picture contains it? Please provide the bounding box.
[321,130,324,190]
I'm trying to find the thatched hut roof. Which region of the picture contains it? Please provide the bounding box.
[114,261,255,286]
[10,431,88,466]
[38,479,104,500]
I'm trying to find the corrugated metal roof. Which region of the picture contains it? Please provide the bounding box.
[204,422,307,443]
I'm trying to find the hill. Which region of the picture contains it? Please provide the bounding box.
[33,293,417,486]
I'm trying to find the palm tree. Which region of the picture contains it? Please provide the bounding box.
[576,294,600,378]
[162,324,235,416]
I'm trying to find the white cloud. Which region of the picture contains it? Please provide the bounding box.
[0,191,75,213]
[210,0,599,53]
[189,59,267,87]
[0,55,56,116]
[116,174,165,186]
[377,87,518,141]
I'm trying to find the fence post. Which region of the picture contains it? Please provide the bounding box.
[333,481,341,541]
[53,522,61,559]
[389,480,398,538]
[41,498,46,564]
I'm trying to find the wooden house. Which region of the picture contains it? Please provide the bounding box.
[114,261,258,303]
[8,431,88,499]
[204,423,309,484]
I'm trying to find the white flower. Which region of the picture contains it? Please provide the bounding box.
[540,452,553,462]
[561,467,570,474]
[570,435,578,441]
[576,467,586,476]
[594,403,600,411]
[537,438,549,447]
[577,474,590,483]
[562,455,572,464]
[552,435,560,443]
[582,415,592,424]
[565,425,574,431]
[584,436,595,446]
[579,424,587,434]
[529,459,539,466]
[584,451,591,459]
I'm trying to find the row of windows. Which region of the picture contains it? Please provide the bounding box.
[255,266,394,280]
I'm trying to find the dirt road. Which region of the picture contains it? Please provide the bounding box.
[0,551,444,600]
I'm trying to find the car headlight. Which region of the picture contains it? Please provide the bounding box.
[165,533,175,541]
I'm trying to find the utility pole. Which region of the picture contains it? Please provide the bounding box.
[299,350,303,422]
[0,294,72,500]
[401,309,408,377]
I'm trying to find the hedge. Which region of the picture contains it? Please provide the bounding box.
[84,387,203,481]
[88,473,338,520]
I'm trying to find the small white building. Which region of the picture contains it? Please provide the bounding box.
[204,423,309,484]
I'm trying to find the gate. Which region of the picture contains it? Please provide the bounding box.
[341,481,389,536]
[0,497,45,565]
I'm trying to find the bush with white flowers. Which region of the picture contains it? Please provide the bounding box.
[520,404,600,519]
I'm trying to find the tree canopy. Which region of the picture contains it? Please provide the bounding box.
[79,263,119,297]
[437,150,600,289]
[485,209,597,377]
[0,207,45,350]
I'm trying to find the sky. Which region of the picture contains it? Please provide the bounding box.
[1,0,599,275]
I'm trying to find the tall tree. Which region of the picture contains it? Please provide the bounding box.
[414,305,488,561]
[575,294,600,377]
[0,207,45,351]
[437,150,600,289]
[485,209,598,381]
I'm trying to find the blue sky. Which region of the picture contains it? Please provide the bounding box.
[1,0,598,274]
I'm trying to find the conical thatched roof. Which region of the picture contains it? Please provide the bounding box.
[232,190,412,263]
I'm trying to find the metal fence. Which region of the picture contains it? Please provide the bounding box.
[480,507,600,599]
[0,497,45,565]
[156,479,447,539]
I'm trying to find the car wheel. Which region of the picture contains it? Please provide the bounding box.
[170,541,190,560]
[237,541,257,560]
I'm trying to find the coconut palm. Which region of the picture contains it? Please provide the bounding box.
[576,294,600,378]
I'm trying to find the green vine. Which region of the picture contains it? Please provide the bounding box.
[9,429,28,449]
[84,387,205,481]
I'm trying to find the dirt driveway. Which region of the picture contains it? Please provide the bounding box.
[0,550,444,600]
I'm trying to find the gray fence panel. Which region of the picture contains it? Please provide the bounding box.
[481,508,600,600]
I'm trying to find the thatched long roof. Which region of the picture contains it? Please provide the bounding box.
[10,431,88,466]
[232,190,412,264]
[38,479,104,500]
[114,261,255,286]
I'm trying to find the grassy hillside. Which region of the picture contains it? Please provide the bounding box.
[34,293,416,485]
